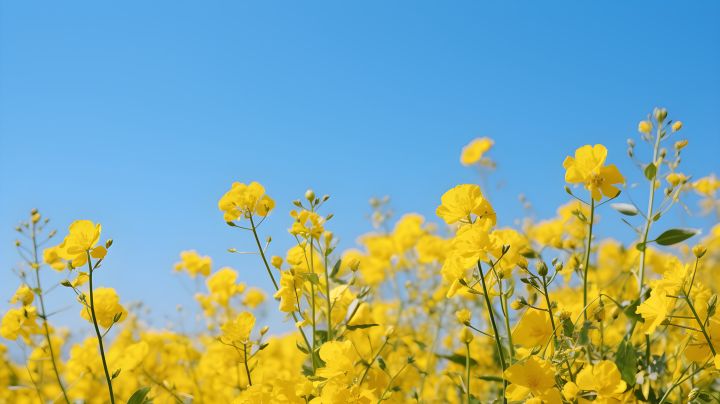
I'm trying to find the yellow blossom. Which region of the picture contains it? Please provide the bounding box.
[461,137,494,166]
[243,288,266,309]
[56,220,107,269]
[456,308,472,325]
[173,250,211,277]
[563,145,623,202]
[576,361,627,404]
[436,184,496,225]
[502,355,560,403]
[221,311,255,344]
[289,210,325,241]
[207,267,244,307]
[43,245,67,271]
[513,310,553,349]
[79,287,128,328]
[218,182,275,221]
[10,284,34,306]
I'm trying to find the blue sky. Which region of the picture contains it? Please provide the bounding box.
[1,1,719,349]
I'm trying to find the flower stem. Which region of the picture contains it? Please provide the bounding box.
[476,261,507,403]
[498,278,515,360]
[465,342,472,404]
[243,343,253,386]
[684,296,717,356]
[247,214,312,354]
[86,252,116,404]
[31,221,71,404]
[542,275,557,354]
[375,363,409,404]
[583,199,595,321]
[324,253,332,341]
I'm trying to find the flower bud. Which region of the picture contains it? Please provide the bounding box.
[536,261,548,277]
[654,107,667,123]
[551,257,558,266]
[260,325,269,336]
[659,148,667,159]
[627,139,635,147]
[673,121,683,132]
[14,240,20,246]
[384,326,395,338]
[112,368,121,379]
[501,244,511,255]
[31,213,41,223]
[517,257,528,271]
[510,299,525,310]
[638,120,653,133]
[30,208,38,215]
[105,239,113,249]
[559,310,572,320]
[688,388,700,401]
[369,197,379,207]
[14,226,21,232]
[270,256,283,269]
[293,199,303,208]
[495,268,505,279]
[692,245,706,258]
[67,260,74,270]
[347,257,361,272]
[627,147,634,158]
[48,229,56,238]
[456,309,472,326]
[60,280,73,288]
[593,305,605,322]
[555,263,563,272]
[228,248,237,253]
[458,326,474,344]
[322,195,330,202]
[610,306,620,319]
[323,231,333,250]
[708,295,718,318]
[266,236,272,243]
[305,189,315,202]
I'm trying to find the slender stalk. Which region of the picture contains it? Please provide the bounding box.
[31,221,71,404]
[684,297,717,356]
[541,275,557,354]
[583,199,595,321]
[476,261,507,403]
[142,368,184,404]
[242,343,253,386]
[247,214,311,350]
[359,339,389,387]
[375,363,409,404]
[324,253,332,341]
[465,343,472,404]
[86,252,116,404]
[498,278,515,360]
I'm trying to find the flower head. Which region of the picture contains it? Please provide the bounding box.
[563,145,623,201]
[56,220,107,269]
[221,311,255,344]
[218,182,275,221]
[461,137,494,166]
[576,361,627,404]
[79,287,127,328]
[174,250,212,278]
[436,184,496,225]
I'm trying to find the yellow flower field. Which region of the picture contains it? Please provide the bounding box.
[3,107,720,404]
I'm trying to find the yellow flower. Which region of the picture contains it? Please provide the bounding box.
[513,310,553,349]
[289,210,325,241]
[416,234,452,264]
[242,288,266,309]
[270,255,283,269]
[315,341,357,386]
[563,145,623,202]
[693,174,720,196]
[10,284,34,306]
[116,340,149,371]
[346,256,361,272]
[173,250,211,278]
[672,121,683,131]
[452,218,501,269]
[461,137,494,166]
[0,306,40,342]
[206,267,244,307]
[638,120,653,133]
[43,245,67,271]
[456,308,472,325]
[218,182,275,221]
[436,184,496,225]
[502,355,560,403]
[79,287,128,328]
[576,361,627,404]
[666,172,688,188]
[274,270,302,313]
[56,220,107,269]
[221,311,255,344]
[563,381,580,400]
[71,271,89,288]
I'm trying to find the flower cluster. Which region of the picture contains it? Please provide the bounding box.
[2,108,720,404]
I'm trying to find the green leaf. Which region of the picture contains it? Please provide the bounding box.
[377,357,386,371]
[296,340,311,354]
[330,259,342,278]
[644,163,656,180]
[413,340,427,351]
[306,273,322,287]
[436,353,478,367]
[610,203,639,216]
[624,299,642,324]
[475,375,503,382]
[616,340,637,387]
[655,228,700,246]
[127,387,152,404]
[520,250,538,259]
[562,318,575,337]
[635,243,646,252]
[577,321,595,345]
[346,323,379,331]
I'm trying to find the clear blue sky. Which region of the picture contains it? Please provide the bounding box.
[1,2,719,346]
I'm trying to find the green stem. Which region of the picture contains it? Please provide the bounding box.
[359,339,389,387]
[498,278,515,360]
[375,363,408,404]
[243,343,253,386]
[141,368,184,404]
[86,252,116,404]
[684,296,717,356]
[476,262,507,403]
[541,275,557,355]
[583,199,595,321]
[31,222,71,404]
[465,343,472,404]
[324,253,332,341]
[247,215,312,354]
